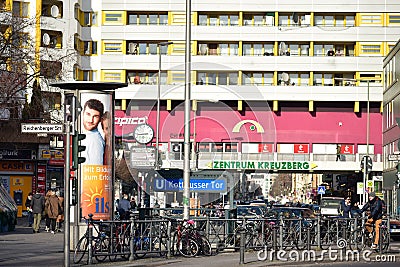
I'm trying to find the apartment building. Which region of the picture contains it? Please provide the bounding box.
[2,1,400,208]
[81,0,400,206]
[383,39,400,215]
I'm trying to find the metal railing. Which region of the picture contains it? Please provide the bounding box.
[77,211,391,264]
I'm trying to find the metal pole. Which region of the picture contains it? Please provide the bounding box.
[64,121,71,267]
[155,47,161,170]
[365,80,370,204]
[155,41,173,170]
[183,0,192,220]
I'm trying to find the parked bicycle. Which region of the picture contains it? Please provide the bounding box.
[73,214,109,264]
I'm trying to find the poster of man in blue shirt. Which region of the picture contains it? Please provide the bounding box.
[82,98,105,165]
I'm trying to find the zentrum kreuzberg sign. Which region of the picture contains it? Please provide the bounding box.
[212,161,310,170]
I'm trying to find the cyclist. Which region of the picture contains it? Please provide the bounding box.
[359,191,383,249]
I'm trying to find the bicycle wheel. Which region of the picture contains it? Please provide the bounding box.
[349,229,365,251]
[73,236,88,264]
[200,235,212,256]
[152,236,168,257]
[380,228,390,252]
[94,237,109,262]
[134,237,149,259]
[120,235,131,259]
[178,236,199,257]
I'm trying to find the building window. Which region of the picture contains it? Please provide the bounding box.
[103,71,122,82]
[360,13,383,25]
[198,13,239,26]
[103,42,123,53]
[360,43,382,54]
[126,71,158,85]
[127,12,168,25]
[12,1,29,17]
[314,14,355,26]
[242,72,274,86]
[388,14,400,25]
[197,43,238,56]
[243,43,274,56]
[196,72,238,85]
[103,12,124,25]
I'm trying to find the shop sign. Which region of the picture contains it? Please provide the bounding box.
[0,149,32,160]
[0,162,34,173]
[294,144,309,153]
[212,160,310,170]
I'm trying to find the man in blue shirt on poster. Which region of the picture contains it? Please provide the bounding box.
[82,99,105,165]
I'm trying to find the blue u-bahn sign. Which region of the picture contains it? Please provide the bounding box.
[153,178,226,192]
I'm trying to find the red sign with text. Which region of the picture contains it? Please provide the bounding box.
[294,144,309,154]
[340,144,354,154]
[258,143,273,153]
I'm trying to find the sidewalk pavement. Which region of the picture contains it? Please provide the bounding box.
[1,217,399,267]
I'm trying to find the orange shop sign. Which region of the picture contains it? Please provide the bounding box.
[0,162,34,172]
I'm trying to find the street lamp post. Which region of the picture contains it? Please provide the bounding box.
[183,0,192,220]
[334,77,371,204]
[155,41,173,170]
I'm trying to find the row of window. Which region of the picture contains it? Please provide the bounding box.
[104,41,391,56]
[94,69,381,86]
[101,11,400,27]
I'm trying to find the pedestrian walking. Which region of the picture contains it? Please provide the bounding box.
[45,190,62,234]
[25,192,33,227]
[44,189,52,232]
[30,190,45,233]
[117,193,130,220]
[55,190,64,232]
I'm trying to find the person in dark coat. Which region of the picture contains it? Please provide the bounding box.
[45,190,61,234]
[339,196,352,218]
[30,190,45,233]
[359,192,383,249]
[25,192,33,227]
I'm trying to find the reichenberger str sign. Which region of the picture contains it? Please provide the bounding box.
[212,161,310,170]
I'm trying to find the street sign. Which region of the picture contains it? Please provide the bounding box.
[357,182,364,194]
[130,146,156,168]
[388,154,400,161]
[21,123,63,133]
[317,186,326,194]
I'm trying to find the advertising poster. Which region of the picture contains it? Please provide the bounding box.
[79,92,113,220]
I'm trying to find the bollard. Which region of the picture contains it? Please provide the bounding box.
[129,213,135,261]
[307,226,311,251]
[272,227,277,261]
[279,217,283,250]
[317,215,321,249]
[167,220,172,258]
[88,214,93,265]
[239,227,246,265]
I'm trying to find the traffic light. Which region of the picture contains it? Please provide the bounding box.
[72,131,86,169]
[361,155,373,174]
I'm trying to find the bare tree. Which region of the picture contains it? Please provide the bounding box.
[0,11,75,121]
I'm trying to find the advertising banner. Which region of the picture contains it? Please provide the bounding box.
[79,92,113,220]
